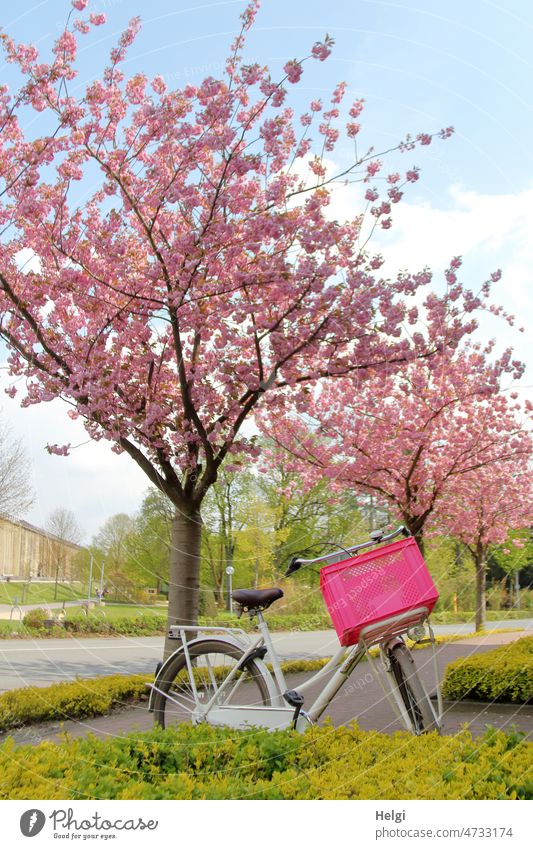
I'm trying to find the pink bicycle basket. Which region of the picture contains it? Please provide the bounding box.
[320,536,439,646]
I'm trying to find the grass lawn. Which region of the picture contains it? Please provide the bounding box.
[0,581,88,606]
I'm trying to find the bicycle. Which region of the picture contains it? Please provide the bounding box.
[149,526,443,735]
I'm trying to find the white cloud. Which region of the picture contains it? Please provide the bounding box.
[374,185,533,297]
[0,372,149,540]
[374,186,533,378]
[324,180,532,376]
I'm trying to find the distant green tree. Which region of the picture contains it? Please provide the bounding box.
[257,448,366,575]
[125,489,174,594]
[488,527,533,605]
[93,513,136,601]
[201,466,258,607]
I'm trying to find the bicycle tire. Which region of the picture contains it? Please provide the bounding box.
[152,639,271,729]
[388,642,440,734]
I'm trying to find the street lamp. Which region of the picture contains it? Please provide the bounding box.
[225,566,234,613]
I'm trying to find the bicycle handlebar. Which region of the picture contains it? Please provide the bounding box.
[284,525,411,578]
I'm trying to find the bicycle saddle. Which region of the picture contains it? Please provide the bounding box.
[232,587,284,611]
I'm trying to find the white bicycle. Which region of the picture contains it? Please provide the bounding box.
[149,526,443,735]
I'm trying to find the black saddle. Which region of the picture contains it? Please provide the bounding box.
[232,587,284,612]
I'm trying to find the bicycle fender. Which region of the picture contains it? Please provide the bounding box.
[248,657,282,706]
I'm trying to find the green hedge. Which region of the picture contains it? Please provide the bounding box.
[1,722,531,800]
[3,610,167,639]
[201,613,332,631]
[0,661,332,732]
[443,636,533,703]
[432,610,532,624]
[0,610,331,639]
[0,675,149,731]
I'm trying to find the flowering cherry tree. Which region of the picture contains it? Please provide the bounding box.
[0,1,505,648]
[437,464,533,630]
[261,346,530,556]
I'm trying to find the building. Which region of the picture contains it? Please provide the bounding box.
[0,515,83,580]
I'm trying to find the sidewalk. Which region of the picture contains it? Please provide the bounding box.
[3,631,532,746]
[0,600,88,620]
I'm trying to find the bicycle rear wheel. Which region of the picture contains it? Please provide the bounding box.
[388,643,440,734]
[152,639,271,729]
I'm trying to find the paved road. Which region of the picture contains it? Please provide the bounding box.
[4,632,532,745]
[1,624,531,692]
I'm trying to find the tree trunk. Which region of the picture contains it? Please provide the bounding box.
[403,515,424,557]
[415,533,425,558]
[475,553,487,632]
[165,507,202,658]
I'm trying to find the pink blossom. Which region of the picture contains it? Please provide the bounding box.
[366,160,382,177]
[151,75,167,95]
[311,36,334,62]
[90,13,106,26]
[349,99,364,118]
[270,86,286,107]
[72,0,88,9]
[331,82,346,104]
[46,444,71,456]
[241,63,262,85]
[388,187,403,203]
[284,59,302,84]
[73,19,90,34]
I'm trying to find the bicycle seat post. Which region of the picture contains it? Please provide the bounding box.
[256,611,287,698]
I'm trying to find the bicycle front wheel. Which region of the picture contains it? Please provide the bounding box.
[388,643,440,734]
[152,639,271,729]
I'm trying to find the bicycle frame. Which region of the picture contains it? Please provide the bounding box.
[151,604,441,734]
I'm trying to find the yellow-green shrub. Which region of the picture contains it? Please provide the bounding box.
[0,675,149,731]
[443,636,533,703]
[0,660,329,733]
[0,723,531,800]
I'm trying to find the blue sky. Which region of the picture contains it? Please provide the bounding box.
[1,0,531,538]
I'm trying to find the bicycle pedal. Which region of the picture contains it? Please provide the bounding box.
[283,690,305,729]
[283,689,304,708]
